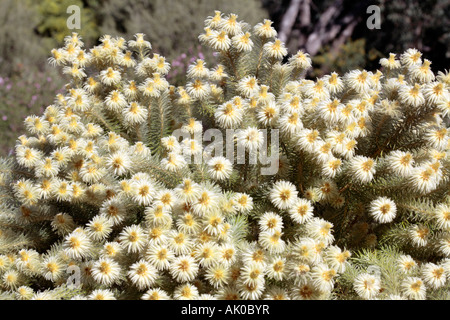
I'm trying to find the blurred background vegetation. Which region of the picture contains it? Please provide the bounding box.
[0,0,448,155]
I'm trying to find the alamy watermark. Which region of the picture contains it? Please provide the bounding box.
[367,265,382,278]
[172,127,280,176]
[367,5,381,30]
[66,265,81,289]
[67,5,81,30]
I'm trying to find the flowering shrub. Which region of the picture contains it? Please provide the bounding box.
[0,12,449,300]
[167,46,215,86]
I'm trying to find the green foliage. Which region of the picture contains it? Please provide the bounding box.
[338,245,450,300]
[37,0,99,48]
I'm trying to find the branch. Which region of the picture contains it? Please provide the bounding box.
[278,0,302,43]
[304,0,345,55]
[299,0,311,27]
[330,20,359,55]
[302,0,371,56]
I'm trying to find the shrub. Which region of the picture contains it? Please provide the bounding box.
[93,0,267,61]
[0,12,449,300]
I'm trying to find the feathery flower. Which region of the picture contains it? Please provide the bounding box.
[409,224,430,247]
[369,197,397,223]
[187,59,210,79]
[215,101,243,128]
[237,127,264,152]
[254,19,277,38]
[386,150,414,177]
[167,231,194,255]
[259,230,286,254]
[119,225,147,253]
[92,257,122,286]
[88,289,116,300]
[173,283,199,300]
[353,273,381,300]
[146,243,174,271]
[123,102,148,126]
[205,264,230,288]
[289,51,312,71]
[87,215,113,241]
[258,212,283,233]
[288,198,314,224]
[350,156,376,183]
[263,39,287,60]
[232,32,254,52]
[128,33,152,50]
[209,30,231,51]
[306,218,334,245]
[219,13,242,36]
[233,193,254,213]
[63,229,93,260]
[141,288,171,300]
[400,48,422,67]
[325,246,351,273]
[169,255,199,282]
[410,59,435,83]
[106,151,132,176]
[128,260,158,290]
[434,204,450,229]
[402,277,426,300]
[100,67,121,85]
[131,178,155,206]
[421,263,446,289]
[311,264,337,293]
[380,53,401,70]
[269,181,298,210]
[207,156,233,181]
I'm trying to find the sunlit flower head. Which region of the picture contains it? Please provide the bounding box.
[402,277,426,300]
[369,197,397,223]
[353,273,381,300]
[141,288,171,300]
[207,156,233,181]
[169,255,199,283]
[350,156,376,184]
[119,225,147,253]
[128,259,158,290]
[288,198,314,224]
[92,257,122,286]
[254,19,277,38]
[421,263,446,289]
[269,181,298,210]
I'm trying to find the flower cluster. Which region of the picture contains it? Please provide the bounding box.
[0,12,449,300]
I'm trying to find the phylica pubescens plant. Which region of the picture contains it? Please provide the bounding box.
[0,11,449,300]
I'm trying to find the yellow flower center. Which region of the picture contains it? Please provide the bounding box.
[47,262,58,273]
[380,204,391,215]
[99,262,111,274]
[136,264,148,276]
[128,231,139,242]
[362,159,374,172]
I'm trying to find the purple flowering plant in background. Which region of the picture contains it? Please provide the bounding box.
[0,71,65,155]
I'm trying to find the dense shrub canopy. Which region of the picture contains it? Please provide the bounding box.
[0,12,449,300]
